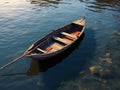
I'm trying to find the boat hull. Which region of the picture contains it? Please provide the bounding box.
[27,38,79,59]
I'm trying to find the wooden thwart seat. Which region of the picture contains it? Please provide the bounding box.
[53,37,70,44]
[61,32,77,39]
[37,48,47,53]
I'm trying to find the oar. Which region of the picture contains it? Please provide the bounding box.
[0,54,26,70]
[0,41,44,70]
[0,48,32,70]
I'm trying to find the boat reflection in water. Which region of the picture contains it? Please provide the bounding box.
[27,33,85,76]
[0,33,84,77]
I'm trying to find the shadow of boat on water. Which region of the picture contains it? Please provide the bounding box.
[26,33,85,76]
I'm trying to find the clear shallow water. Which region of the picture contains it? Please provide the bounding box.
[0,0,120,90]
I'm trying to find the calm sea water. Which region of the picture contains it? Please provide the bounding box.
[0,0,120,90]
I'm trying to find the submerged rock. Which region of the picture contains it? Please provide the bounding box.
[99,52,112,64]
[99,57,112,64]
[97,78,107,84]
[105,53,110,57]
[89,66,113,78]
[99,69,112,78]
[89,65,102,75]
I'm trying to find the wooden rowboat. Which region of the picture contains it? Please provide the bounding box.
[0,17,85,70]
[24,17,85,59]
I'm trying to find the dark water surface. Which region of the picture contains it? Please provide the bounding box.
[0,0,120,90]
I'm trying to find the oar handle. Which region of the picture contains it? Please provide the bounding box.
[0,54,25,70]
